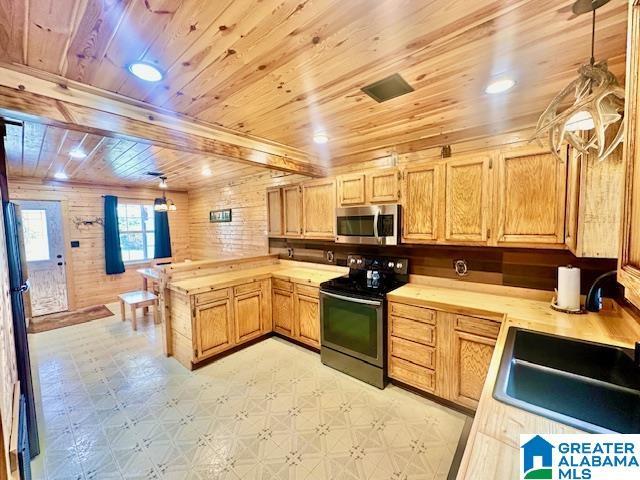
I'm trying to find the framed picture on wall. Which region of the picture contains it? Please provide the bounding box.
[209,209,232,223]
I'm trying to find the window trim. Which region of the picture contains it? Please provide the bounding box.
[117,200,155,264]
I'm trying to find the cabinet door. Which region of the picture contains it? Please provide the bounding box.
[451,331,496,409]
[401,164,441,242]
[195,299,233,359]
[302,179,336,239]
[283,185,302,237]
[266,188,283,236]
[496,150,566,245]
[367,169,399,203]
[295,294,320,348]
[444,156,491,242]
[272,288,294,337]
[234,290,263,343]
[619,1,640,309]
[337,174,365,206]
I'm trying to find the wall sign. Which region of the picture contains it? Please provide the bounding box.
[210,209,232,223]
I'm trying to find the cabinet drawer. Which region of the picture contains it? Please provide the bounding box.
[234,281,262,296]
[195,288,229,306]
[389,336,435,369]
[295,284,319,298]
[389,356,435,392]
[389,302,435,324]
[390,316,436,346]
[454,315,500,339]
[272,278,293,292]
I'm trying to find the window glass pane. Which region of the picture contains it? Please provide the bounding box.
[146,233,155,258]
[21,210,50,262]
[143,206,155,232]
[117,204,127,231]
[118,202,154,262]
[120,233,144,261]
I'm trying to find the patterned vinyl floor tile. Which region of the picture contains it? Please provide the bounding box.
[29,303,467,479]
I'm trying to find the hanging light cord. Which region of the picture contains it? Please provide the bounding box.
[590,6,596,66]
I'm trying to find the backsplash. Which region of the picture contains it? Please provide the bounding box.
[269,238,618,294]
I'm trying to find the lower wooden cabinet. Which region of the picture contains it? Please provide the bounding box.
[451,330,496,409]
[234,289,263,343]
[195,298,233,358]
[271,281,321,349]
[295,291,320,348]
[273,288,294,336]
[387,302,500,410]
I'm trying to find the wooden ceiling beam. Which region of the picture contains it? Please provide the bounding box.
[0,65,324,177]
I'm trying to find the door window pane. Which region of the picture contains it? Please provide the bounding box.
[21,209,50,262]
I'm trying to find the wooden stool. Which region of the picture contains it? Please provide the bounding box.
[118,291,159,331]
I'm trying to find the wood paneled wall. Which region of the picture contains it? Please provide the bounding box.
[8,179,190,309]
[189,171,308,259]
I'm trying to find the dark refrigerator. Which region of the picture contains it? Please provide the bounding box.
[3,201,40,459]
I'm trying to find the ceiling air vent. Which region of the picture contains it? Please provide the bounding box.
[361,73,414,103]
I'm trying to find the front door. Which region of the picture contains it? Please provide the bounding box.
[18,200,68,316]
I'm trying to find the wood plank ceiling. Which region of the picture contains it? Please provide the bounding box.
[0,0,630,186]
[3,122,266,190]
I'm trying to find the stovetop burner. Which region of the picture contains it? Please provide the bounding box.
[320,255,409,300]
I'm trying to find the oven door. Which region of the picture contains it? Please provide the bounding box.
[320,290,384,367]
[335,204,399,245]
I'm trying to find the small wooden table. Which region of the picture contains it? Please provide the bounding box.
[137,267,161,313]
[118,291,158,331]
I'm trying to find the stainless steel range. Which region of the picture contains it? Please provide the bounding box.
[319,255,408,388]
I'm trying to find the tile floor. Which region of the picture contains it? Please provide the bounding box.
[29,305,467,480]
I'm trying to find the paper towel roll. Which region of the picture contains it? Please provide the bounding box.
[557,266,581,310]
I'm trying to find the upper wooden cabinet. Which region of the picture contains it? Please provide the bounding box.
[302,178,336,239]
[336,169,399,206]
[337,173,366,205]
[444,156,491,243]
[619,0,640,309]
[402,163,441,242]
[266,187,283,237]
[283,185,302,237]
[367,169,399,204]
[495,149,566,245]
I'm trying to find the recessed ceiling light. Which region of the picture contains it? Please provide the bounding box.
[69,148,86,159]
[313,132,329,144]
[202,167,212,177]
[128,62,164,82]
[54,172,68,180]
[485,77,516,95]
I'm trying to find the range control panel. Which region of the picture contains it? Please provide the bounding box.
[346,255,409,275]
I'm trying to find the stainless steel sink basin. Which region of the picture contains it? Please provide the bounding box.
[493,328,640,433]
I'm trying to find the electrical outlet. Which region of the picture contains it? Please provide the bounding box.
[287,247,294,259]
[454,259,469,277]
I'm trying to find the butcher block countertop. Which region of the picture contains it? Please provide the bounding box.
[168,264,346,295]
[387,283,640,479]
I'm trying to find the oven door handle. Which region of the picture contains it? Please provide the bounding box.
[321,290,382,306]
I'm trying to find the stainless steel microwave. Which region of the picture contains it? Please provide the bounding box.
[335,204,400,245]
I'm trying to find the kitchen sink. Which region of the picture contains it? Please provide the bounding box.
[493,328,640,433]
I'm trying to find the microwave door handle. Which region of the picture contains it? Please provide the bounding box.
[321,291,382,306]
[373,208,380,242]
